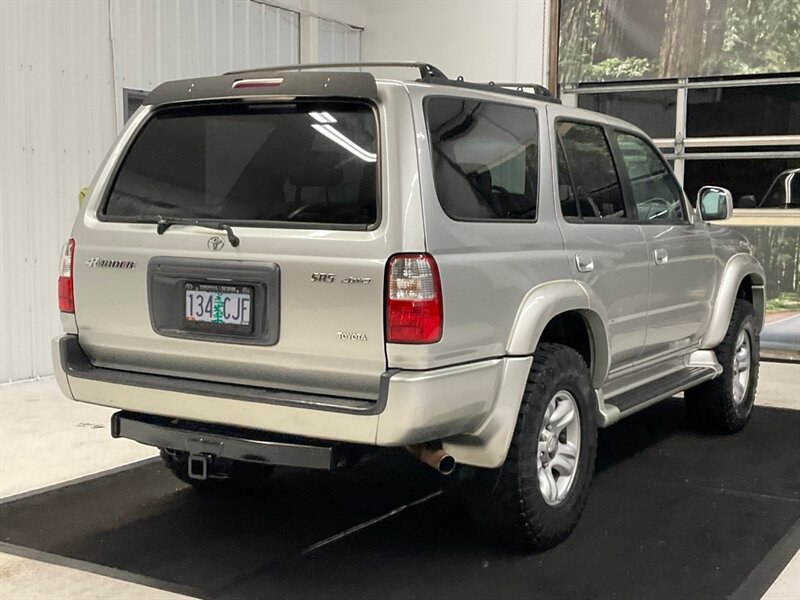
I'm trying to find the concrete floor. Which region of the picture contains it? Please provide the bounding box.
[0,362,798,599]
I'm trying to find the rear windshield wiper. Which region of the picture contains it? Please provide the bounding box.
[155,216,240,247]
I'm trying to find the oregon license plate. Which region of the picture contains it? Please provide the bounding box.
[184,283,252,326]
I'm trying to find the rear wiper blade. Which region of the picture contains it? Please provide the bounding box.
[155,216,240,247]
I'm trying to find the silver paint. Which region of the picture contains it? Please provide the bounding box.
[55,76,765,468]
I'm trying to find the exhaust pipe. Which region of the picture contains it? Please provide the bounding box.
[406,443,456,475]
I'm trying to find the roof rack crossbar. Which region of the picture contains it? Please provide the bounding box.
[225,61,448,81]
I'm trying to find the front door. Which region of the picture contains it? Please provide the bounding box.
[611,130,717,360]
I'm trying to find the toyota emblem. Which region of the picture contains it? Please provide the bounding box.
[207,235,225,251]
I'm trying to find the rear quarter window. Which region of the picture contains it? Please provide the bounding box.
[102,102,379,229]
[425,97,539,221]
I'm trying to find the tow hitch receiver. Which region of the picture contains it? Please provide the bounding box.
[188,454,210,480]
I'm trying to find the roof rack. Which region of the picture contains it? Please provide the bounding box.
[225,61,448,81]
[223,62,560,104]
[492,82,555,97]
[427,77,560,104]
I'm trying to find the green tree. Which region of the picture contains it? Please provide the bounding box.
[716,0,800,75]
[212,295,224,324]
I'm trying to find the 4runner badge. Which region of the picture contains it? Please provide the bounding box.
[85,257,136,270]
[207,236,225,251]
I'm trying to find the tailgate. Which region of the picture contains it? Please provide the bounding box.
[71,97,407,400]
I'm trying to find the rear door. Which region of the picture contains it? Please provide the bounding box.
[71,97,404,400]
[551,116,650,374]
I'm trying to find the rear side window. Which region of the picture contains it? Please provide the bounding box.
[103,103,378,228]
[556,121,627,220]
[425,97,538,221]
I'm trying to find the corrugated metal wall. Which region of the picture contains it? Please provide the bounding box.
[110,0,299,129]
[318,19,361,63]
[0,0,300,382]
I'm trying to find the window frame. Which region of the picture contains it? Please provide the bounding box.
[553,116,635,225]
[97,98,383,232]
[610,127,691,225]
[423,94,541,224]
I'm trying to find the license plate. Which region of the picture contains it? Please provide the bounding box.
[184,283,252,326]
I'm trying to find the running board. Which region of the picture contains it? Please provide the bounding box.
[597,358,721,427]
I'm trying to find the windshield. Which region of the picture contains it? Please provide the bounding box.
[102,102,379,228]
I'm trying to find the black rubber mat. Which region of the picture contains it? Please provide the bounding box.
[2,400,798,600]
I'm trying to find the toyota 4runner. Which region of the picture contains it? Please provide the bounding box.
[53,62,765,551]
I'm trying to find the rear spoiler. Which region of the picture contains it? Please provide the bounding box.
[145,70,379,106]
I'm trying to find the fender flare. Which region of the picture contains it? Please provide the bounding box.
[506,280,611,387]
[444,281,611,468]
[700,253,766,349]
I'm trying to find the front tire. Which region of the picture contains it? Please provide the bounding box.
[685,299,760,433]
[468,343,597,551]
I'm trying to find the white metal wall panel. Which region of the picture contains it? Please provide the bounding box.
[1,0,300,382]
[1,0,117,383]
[318,18,361,63]
[111,0,299,128]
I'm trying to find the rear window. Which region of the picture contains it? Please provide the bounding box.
[102,103,379,228]
[425,97,538,221]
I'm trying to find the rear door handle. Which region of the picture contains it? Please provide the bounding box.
[654,248,669,265]
[575,254,594,272]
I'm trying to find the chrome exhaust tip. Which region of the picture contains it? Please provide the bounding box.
[406,444,456,475]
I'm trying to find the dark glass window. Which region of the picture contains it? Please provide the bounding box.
[556,121,627,220]
[683,159,800,208]
[687,84,800,137]
[761,169,800,209]
[425,97,538,221]
[556,139,578,217]
[577,90,677,139]
[123,89,148,123]
[791,173,800,206]
[104,103,378,227]
[615,132,686,223]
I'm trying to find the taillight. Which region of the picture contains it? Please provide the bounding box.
[385,253,443,344]
[58,239,75,313]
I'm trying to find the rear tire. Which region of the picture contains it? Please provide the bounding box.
[467,343,597,551]
[159,449,274,491]
[685,299,759,433]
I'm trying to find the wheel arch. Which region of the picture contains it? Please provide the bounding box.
[701,254,766,350]
[445,282,610,468]
[506,280,611,387]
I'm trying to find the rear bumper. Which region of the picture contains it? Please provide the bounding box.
[112,412,338,470]
[53,335,504,448]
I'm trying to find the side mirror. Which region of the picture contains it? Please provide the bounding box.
[697,186,733,221]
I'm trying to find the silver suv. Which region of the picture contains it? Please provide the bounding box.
[53,62,765,551]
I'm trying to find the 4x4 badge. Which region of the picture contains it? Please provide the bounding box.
[207,236,225,251]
